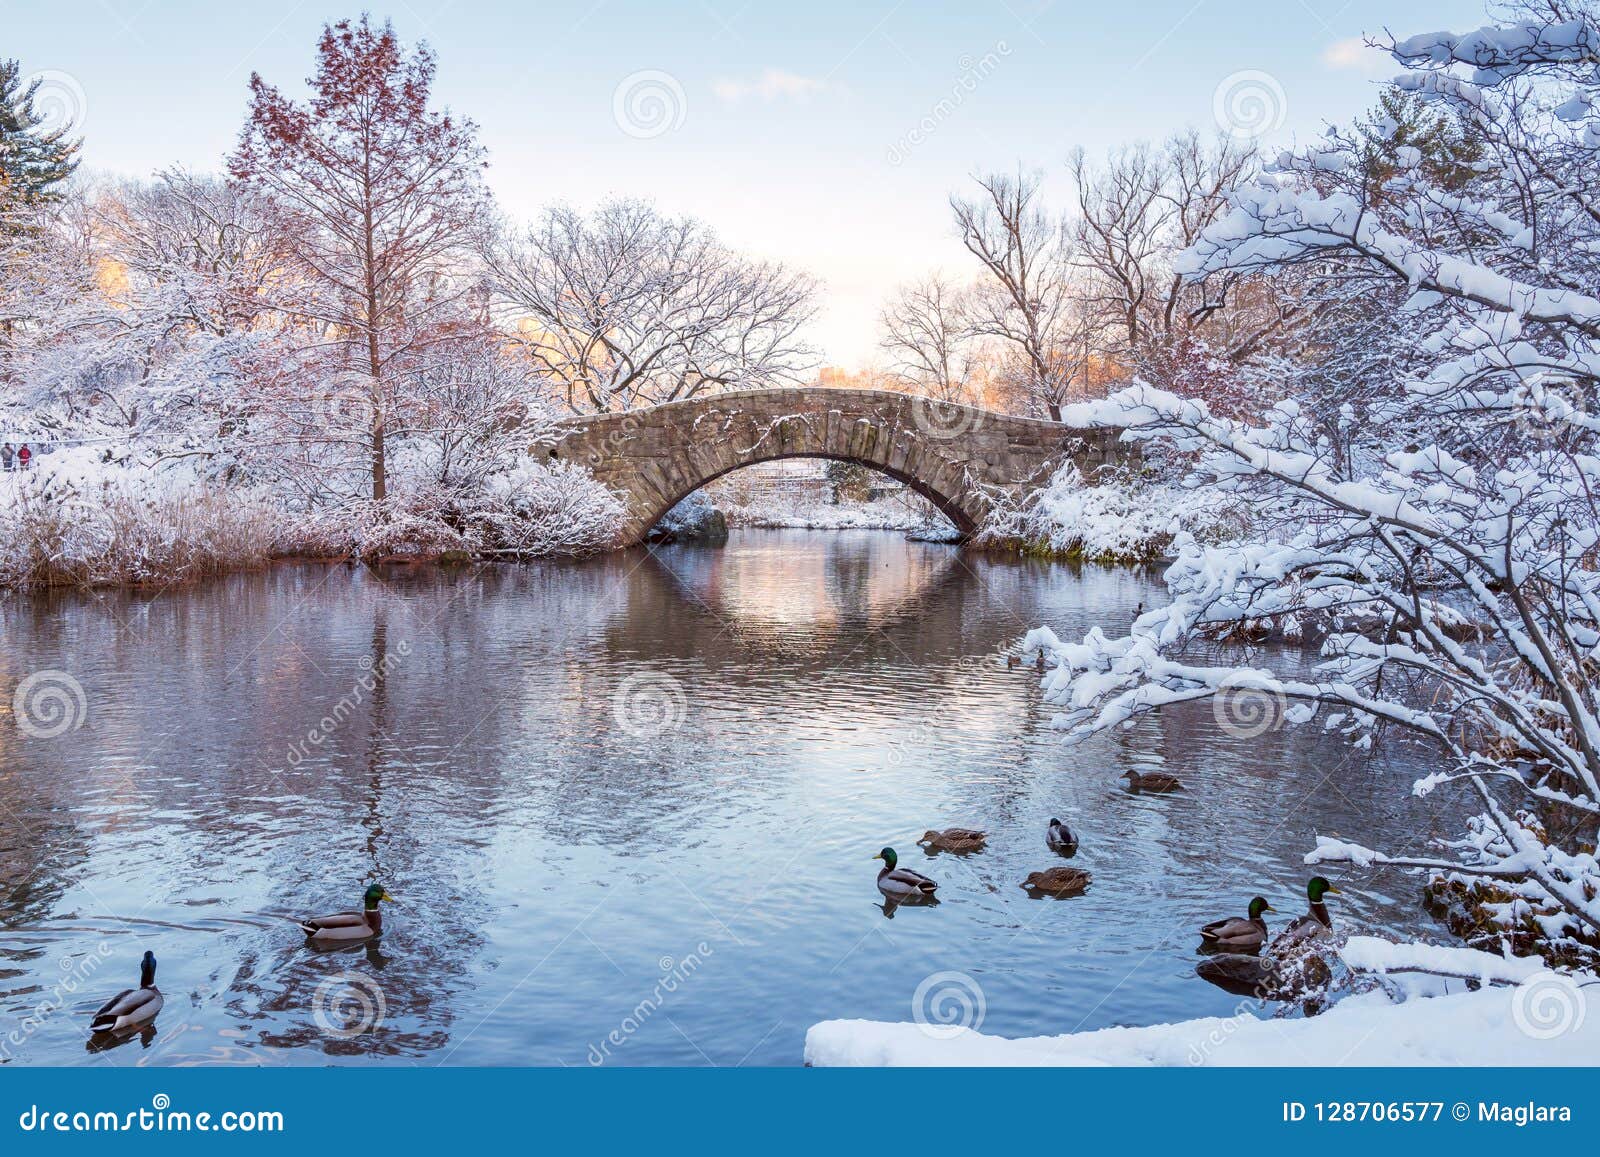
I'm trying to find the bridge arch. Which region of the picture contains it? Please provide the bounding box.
[535,387,1126,547]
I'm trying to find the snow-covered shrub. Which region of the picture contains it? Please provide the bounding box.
[977,461,1252,563]
[282,490,471,562]
[462,460,626,556]
[274,461,626,561]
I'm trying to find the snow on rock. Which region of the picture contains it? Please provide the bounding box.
[805,983,1597,1066]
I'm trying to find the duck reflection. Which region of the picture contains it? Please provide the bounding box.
[878,894,940,919]
[85,1023,157,1054]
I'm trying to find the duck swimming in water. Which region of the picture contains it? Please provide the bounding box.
[90,951,163,1035]
[874,847,938,897]
[917,828,987,853]
[299,883,395,942]
[1199,895,1274,952]
[1046,818,1079,856]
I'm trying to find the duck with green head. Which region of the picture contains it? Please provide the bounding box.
[1278,876,1340,946]
[1199,896,1274,952]
[90,950,163,1035]
[1198,878,1344,995]
[300,883,395,942]
[874,847,938,897]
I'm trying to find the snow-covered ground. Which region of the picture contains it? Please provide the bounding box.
[722,495,938,532]
[807,937,1595,1066]
[807,984,1593,1067]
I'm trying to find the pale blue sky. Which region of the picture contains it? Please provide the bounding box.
[9,0,1488,365]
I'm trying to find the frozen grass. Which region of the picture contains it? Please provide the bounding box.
[0,476,283,589]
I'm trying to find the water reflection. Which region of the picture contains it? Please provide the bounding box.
[0,530,1470,1066]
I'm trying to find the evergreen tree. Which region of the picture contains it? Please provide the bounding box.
[0,60,81,210]
[1354,87,1483,196]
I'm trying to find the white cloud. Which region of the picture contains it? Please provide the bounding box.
[712,68,829,105]
[1322,37,1387,73]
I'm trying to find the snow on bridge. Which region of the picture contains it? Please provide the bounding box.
[534,387,1129,546]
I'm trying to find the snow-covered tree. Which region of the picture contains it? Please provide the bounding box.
[0,58,80,213]
[483,199,816,414]
[950,169,1098,419]
[1033,0,1600,964]
[230,15,490,501]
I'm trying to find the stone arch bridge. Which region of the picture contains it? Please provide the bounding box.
[535,387,1128,547]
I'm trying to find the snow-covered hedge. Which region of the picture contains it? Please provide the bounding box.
[976,462,1252,563]
[278,461,626,561]
[0,454,626,586]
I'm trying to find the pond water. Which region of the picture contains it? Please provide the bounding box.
[0,529,1468,1066]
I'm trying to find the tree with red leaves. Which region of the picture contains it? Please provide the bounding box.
[230,15,487,501]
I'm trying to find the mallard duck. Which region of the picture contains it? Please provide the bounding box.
[90,951,162,1035]
[299,883,394,942]
[1197,880,1342,997]
[1045,818,1079,856]
[1199,895,1274,952]
[874,847,937,897]
[1276,876,1339,947]
[918,828,987,853]
[1034,650,1046,672]
[1020,866,1092,895]
[1006,654,1022,669]
[1122,769,1183,793]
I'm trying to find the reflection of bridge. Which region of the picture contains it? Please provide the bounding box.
[536,388,1129,546]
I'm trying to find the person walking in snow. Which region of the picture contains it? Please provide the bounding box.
[16,443,31,470]
[0,443,12,472]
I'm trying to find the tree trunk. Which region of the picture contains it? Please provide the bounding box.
[371,413,387,502]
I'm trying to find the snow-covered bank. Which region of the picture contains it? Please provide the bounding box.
[975,466,1251,563]
[720,495,944,534]
[805,982,1596,1067]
